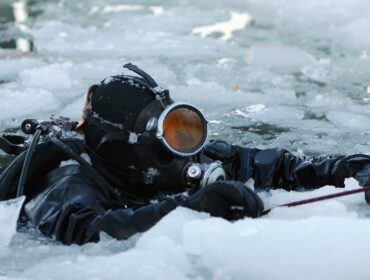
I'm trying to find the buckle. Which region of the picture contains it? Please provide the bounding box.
[128,132,139,144]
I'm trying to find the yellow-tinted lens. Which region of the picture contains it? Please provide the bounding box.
[163,107,205,153]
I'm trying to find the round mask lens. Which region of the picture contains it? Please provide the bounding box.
[162,106,206,154]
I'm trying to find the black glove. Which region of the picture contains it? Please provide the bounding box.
[203,140,237,162]
[178,181,264,220]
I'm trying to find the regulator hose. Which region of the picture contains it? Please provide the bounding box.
[16,128,42,197]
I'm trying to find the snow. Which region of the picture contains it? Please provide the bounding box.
[1,0,370,279]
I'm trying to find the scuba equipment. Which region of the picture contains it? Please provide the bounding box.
[21,117,78,135]
[84,64,208,157]
[81,63,224,193]
[15,117,79,198]
[0,134,26,156]
[15,117,79,197]
[86,101,208,156]
[154,102,207,156]
[185,161,226,189]
[175,181,264,220]
[16,128,42,197]
[0,63,227,201]
[0,116,127,205]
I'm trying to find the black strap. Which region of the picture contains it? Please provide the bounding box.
[50,137,126,205]
[97,131,154,148]
[97,131,131,148]
[96,131,155,149]
[85,109,125,132]
[123,63,158,88]
[0,134,27,155]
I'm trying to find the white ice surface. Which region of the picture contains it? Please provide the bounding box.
[1,0,370,279]
[0,196,25,247]
[247,43,316,72]
[4,179,368,280]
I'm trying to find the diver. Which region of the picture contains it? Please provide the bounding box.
[0,63,370,245]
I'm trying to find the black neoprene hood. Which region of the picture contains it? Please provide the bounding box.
[90,76,155,131]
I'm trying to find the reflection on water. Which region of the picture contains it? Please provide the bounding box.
[0,0,33,52]
[13,1,31,52]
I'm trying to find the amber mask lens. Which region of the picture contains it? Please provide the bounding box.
[163,107,205,153]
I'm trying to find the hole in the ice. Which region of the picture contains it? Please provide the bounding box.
[0,38,33,52]
[302,112,328,121]
[232,122,290,140]
[295,90,307,98]
[293,72,327,88]
[0,79,11,85]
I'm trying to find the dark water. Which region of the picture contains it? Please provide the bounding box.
[0,0,33,167]
[0,0,37,52]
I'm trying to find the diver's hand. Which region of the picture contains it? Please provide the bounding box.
[203,140,237,161]
[178,181,264,220]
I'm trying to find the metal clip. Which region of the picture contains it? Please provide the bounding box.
[128,132,139,144]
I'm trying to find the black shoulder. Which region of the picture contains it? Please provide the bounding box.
[0,139,85,201]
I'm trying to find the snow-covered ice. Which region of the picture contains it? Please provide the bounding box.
[1,0,370,279]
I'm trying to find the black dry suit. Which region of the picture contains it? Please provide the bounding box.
[1,136,370,245]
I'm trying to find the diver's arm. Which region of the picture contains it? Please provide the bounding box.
[53,199,177,244]
[24,173,177,245]
[239,147,370,190]
[203,140,370,190]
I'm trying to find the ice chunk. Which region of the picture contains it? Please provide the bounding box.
[244,106,304,124]
[327,111,370,130]
[192,11,252,41]
[0,57,45,81]
[0,196,25,247]
[247,43,316,72]
[58,94,86,120]
[246,0,370,52]
[332,17,370,51]
[6,179,370,280]
[0,86,57,122]
[32,20,244,59]
[19,63,73,90]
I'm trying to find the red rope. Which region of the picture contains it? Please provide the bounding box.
[262,186,370,216]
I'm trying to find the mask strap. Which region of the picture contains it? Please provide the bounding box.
[85,108,125,132]
[123,63,173,108]
[123,63,158,88]
[96,131,153,149]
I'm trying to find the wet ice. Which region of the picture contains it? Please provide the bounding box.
[0,196,24,247]
[1,0,370,279]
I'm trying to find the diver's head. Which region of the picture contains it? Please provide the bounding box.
[78,63,208,192]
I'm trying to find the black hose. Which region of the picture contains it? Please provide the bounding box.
[49,137,125,204]
[16,128,42,197]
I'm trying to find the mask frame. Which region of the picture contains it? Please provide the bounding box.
[155,102,208,156]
